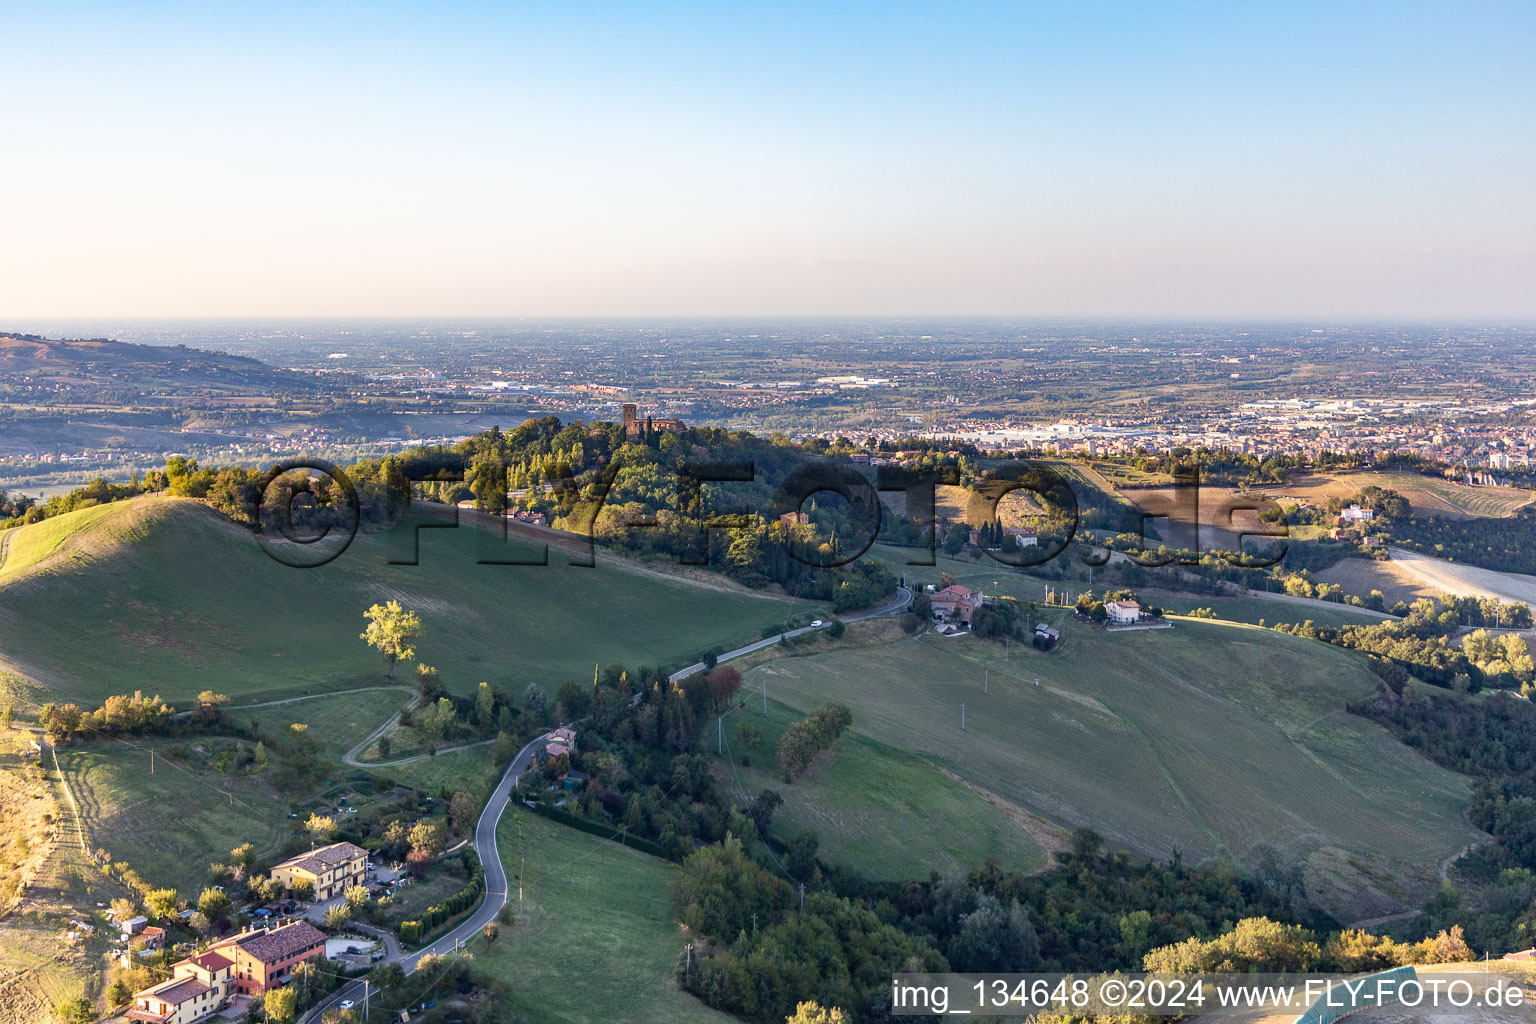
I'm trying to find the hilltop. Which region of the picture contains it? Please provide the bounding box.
[0,332,310,390]
[0,495,807,703]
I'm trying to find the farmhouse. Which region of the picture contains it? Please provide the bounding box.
[127,948,235,1023]
[505,509,549,526]
[1002,525,1039,547]
[1338,503,1375,524]
[1105,600,1141,625]
[269,840,368,902]
[200,920,327,996]
[930,585,982,625]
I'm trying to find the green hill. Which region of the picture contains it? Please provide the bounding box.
[0,496,807,704]
[733,619,1481,899]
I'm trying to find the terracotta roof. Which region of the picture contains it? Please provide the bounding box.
[273,840,368,875]
[235,921,326,965]
[189,950,233,972]
[933,585,979,602]
[148,976,211,1005]
[126,1009,171,1023]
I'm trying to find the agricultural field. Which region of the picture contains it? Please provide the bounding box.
[52,737,293,890]
[865,542,1387,628]
[735,620,1481,900]
[1313,547,1536,608]
[476,810,730,1024]
[0,496,810,705]
[1383,546,1536,607]
[715,697,1051,880]
[1259,472,1535,520]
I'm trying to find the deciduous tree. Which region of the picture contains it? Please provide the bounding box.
[360,601,424,678]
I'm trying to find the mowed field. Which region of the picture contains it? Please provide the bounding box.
[54,737,293,889]
[864,542,1388,628]
[1314,548,1536,608]
[737,622,1481,874]
[476,810,730,1024]
[716,698,1051,880]
[0,497,807,704]
[1259,471,1534,520]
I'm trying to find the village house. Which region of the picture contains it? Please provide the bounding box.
[1338,503,1374,524]
[269,840,368,903]
[199,920,328,996]
[504,508,549,526]
[127,947,236,1023]
[1105,599,1141,625]
[543,725,578,760]
[930,584,983,625]
[778,511,810,527]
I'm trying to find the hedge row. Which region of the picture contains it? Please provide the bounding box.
[400,870,485,944]
[528,803,671,860]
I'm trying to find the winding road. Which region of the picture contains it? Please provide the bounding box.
[302,729,547,1022]
[300,585,913,1021]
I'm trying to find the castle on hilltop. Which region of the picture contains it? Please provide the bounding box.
[622,403,686,437]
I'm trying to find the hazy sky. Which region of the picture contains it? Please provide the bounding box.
[3,1,1533,318]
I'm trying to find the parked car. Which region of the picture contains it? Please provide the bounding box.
[340,1000,355,1011]
[811,619,824,627]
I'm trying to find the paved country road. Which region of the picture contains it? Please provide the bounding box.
[668,585,912,682]
[300,730,546,1023]
[300,585,912,1022]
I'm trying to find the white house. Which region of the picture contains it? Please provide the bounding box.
[1339,504,1374,523]
[1105,600,1141,625]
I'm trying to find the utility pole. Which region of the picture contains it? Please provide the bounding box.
[984,670,988,694]
[762,678,767,717]
[519,854,524,902]
[685,941,694,973]
[364,979,370,1021]
[718,716,723,754]
[751,912,757,936]
[799,883,805,908]
[961,703,966,731]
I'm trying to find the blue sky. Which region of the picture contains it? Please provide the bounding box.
[2,1,1532,316]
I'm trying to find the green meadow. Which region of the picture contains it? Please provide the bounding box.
[715,697,1050,879]
[477,809,730,1024]
[736,619,1480,871]
[0,496,808,705]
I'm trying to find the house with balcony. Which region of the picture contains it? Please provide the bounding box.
[269,840,368,903]
[127,948,235,1023]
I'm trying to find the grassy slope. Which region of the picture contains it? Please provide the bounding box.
[867,540,1383,628]
[477,810,729,1024]
[738,621,1480,872]
[243,688,411,762]
[717,697,1049,879]
[54,737,292,889]
[0,496,807,704]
